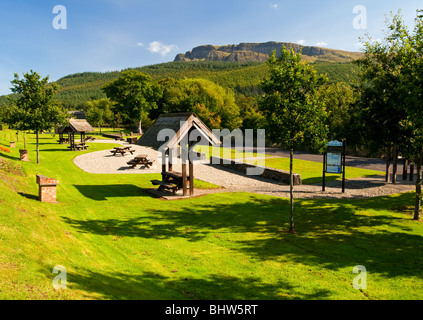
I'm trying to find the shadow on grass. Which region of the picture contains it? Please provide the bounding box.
[62,192,423,281]
[0,152,21,161]
[18,192,38,201]
[51,269,332,300]
[74,184,149,201]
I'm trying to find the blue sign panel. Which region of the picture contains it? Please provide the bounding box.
[327,152,342,174]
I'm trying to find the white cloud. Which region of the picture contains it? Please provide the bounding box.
[316,41,328,46]
[148,41,178,56]
[297,40,306,45]
[269,3,279,9]
[136,42,144,47]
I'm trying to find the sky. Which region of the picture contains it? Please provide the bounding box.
[0,0,422,95]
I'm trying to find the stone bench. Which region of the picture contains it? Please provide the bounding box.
[210,156,302,186]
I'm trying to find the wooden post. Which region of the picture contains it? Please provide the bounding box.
[403,159,408,180]
[322,152,326,192]
[385,153,391,183]
[161,149,167,174]
[168,148,173,172]
[189,160,194,196]
[342,140,346,193]
[392,146,398,184]
[410,163,415,181]
[182,162,188,196]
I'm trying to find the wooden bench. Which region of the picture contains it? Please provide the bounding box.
[127,154,154,168]
[150,180,179,195]
[68,144,89,151]
[84,136,96,142]
[110,147,134,156]
[110,149,126,156]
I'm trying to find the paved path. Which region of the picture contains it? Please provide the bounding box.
[72,141,416,200]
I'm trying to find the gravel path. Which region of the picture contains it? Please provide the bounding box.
[73,141,416,199]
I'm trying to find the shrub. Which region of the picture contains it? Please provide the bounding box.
[0,145,10,153]
[0,159,25,176]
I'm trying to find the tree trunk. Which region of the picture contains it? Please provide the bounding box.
[392,145,398,184]
[289,148,295,233]
[414,154,422,221]
[138,118,142,134]
[36,131,40,164]
[385,152,391,183]
[23,132,26,150]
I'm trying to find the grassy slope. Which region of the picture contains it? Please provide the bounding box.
[0,131,422,300]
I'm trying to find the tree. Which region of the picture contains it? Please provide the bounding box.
[157,77,242,129]
[9,70,66,164]
[397,11,423,220]
[236,94,266,131]
[355,16,410,182]
[356,11,423,220]
[259,46,328,233]
[317,82,358,144]
[85,98,114,134]
[102,70,162,133]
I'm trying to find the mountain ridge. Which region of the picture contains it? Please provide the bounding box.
[175,41,363,63]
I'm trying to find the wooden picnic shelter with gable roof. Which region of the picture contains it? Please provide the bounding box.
[136,112,220,196]
[57,118,95,151]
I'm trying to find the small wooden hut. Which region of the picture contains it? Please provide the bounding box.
[57,119,95,150]
[137,113,220,196]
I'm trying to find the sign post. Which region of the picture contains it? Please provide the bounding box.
[322,140,346,193]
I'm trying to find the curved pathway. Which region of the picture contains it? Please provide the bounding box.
[73,141,416,199]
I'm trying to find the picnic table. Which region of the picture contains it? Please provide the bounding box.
[110,146,135,156]
[68,143,89,151]
[84,136,96,142]
[58,137,69,144]
[150,171,190,195]
[127,154,155,168]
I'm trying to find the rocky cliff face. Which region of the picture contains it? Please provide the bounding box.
[175,41,362,63]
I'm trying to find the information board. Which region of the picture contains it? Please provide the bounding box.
[326,152,342,173]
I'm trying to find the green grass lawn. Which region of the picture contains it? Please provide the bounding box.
[0,130,422,300]
[246,157,385,184]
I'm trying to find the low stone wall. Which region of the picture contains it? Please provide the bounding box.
[102,133,124,140]
[210,156,302,186]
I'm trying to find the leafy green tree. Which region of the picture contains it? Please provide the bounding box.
[157,77,242,129]
[355,11,423,220]
[317,82,358,143]
[85,98,114,134]
[9,70,66,164]
[102,70,162,133]
[355,16,410,182]
[236,94,266,130]
[259,46,328,233]
[396,11,423,220]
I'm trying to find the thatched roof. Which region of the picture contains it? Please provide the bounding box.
[58,119,94,133]
[136,113,220,150]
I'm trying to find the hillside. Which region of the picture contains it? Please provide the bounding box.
[0,44,362,110]
[175,41,363,63]
[52,60,359,109]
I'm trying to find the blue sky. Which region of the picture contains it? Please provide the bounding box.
[0,0,422,95]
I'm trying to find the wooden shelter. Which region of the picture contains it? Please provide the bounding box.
[57,119,95,150]
[137,113,220,196]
